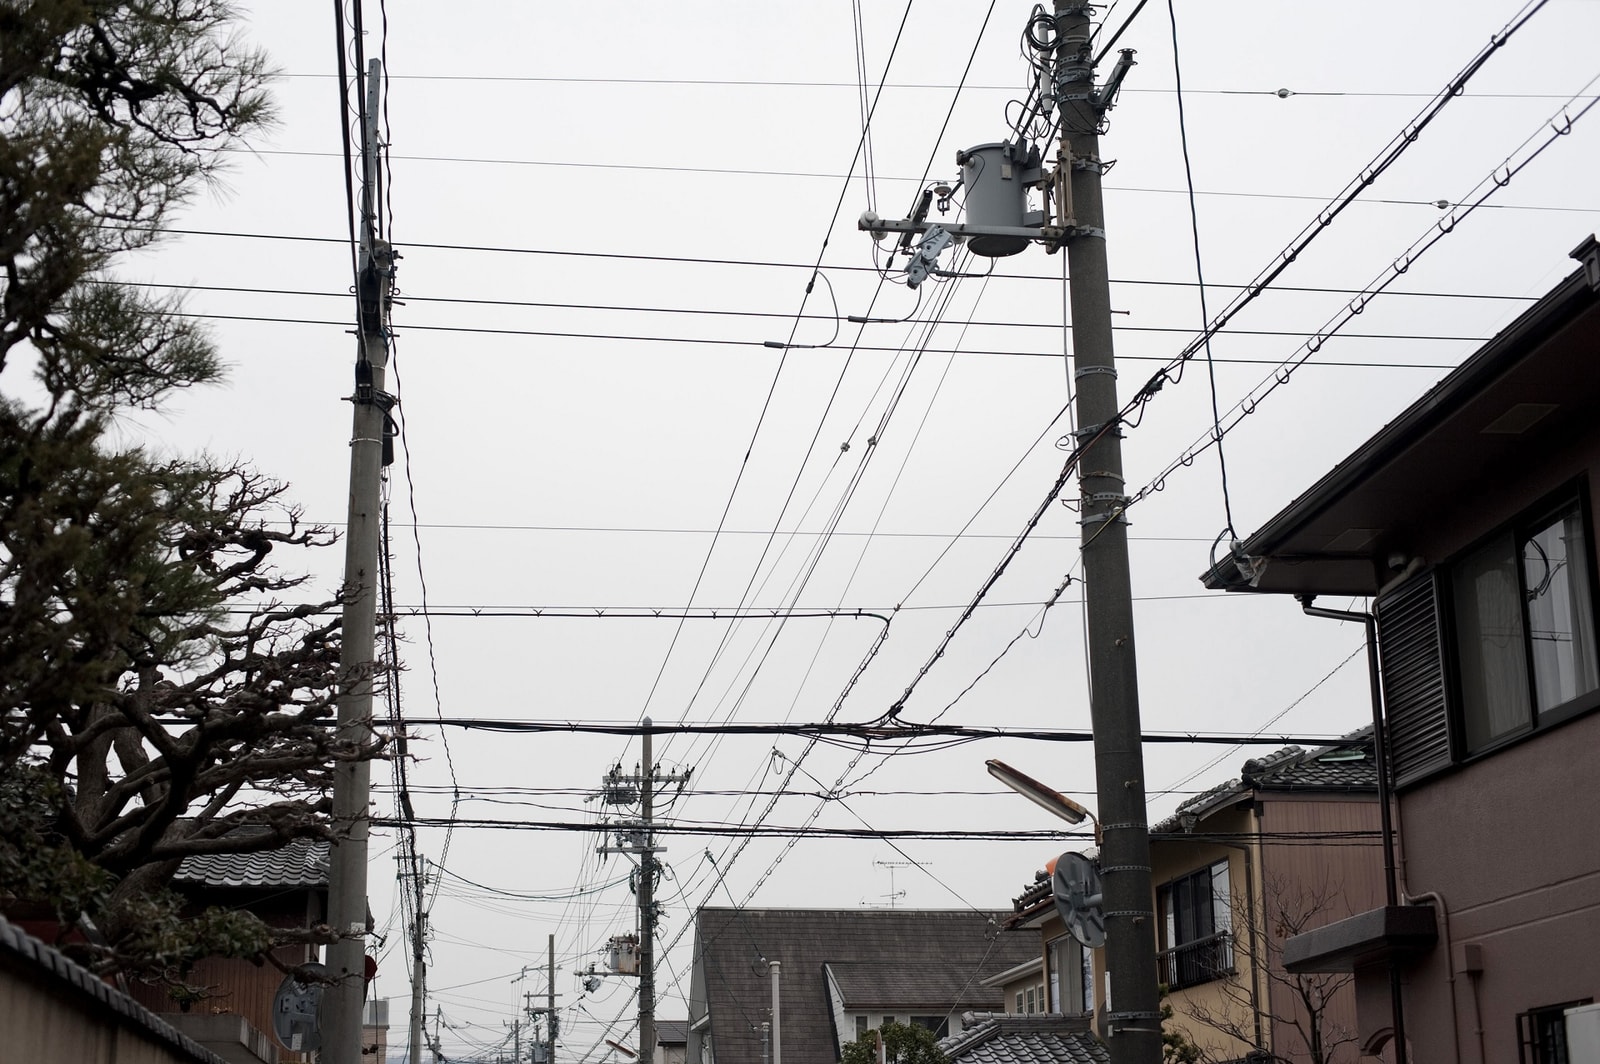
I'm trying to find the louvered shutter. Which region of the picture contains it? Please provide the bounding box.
[1375,571,1455,787]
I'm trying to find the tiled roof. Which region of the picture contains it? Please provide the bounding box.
[1009,729,1378,909]
[657,1019,688,1046]
[173,835,329,890]
[827,960,1012,1009]
[1153,725,1377,832]
[938,1011,1108,1064]
[0,916,228,1064]
[692,908,1036,1064]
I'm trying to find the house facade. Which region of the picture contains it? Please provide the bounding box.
[1149,735,1384,1064]
[686,907,1038,1064]
[1202,238,1600,1063]
[125,837,331,1064]
[1008,734,1383,1063]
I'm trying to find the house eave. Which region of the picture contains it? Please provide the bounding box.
[1282,904,1438,973]
[1200,252,1600,599]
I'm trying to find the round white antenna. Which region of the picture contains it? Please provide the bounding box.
[1052,852,1106,949]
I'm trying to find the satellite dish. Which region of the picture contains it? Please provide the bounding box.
[271,962,327,1053]
[1052,852,1106,949]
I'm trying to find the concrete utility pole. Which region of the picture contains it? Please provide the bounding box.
[638,723,657,1061]
[1053,4,1160,1063]
[325,56,396,1064]
[548,934,557,1064]
[598,721,691,1064]
[854,4,1155,1059]
[410,913,427,1064]
[519,942,562,1063]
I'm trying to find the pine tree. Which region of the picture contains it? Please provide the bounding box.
[0,0,381,993]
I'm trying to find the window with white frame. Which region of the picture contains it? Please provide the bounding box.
[1381,491,1600,785]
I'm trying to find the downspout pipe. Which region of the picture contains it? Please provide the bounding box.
[1296,596,1408,1064]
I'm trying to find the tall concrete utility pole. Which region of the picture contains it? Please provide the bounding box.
[410,912,427,1064]
[598,722,691,1064]
[638,722,657,1062]
[325,56,397,1064]
[853,2,1155,1060]
[1053,4,1160,1063]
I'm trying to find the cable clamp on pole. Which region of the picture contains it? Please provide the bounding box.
[1102,910,1154,920]
[1069,225,1106,241]
[1079,509,1129,529]
[1098,865,1151,875]
[1071,155,1105,173]
[1070,422,1122,442]
[1073,365,1117,380]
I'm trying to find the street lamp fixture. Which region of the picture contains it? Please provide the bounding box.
[986,758,1102,845]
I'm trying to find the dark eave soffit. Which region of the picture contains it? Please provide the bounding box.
[1202,241,1600,598]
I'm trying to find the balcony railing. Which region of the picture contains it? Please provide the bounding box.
[1157,930,1234,990]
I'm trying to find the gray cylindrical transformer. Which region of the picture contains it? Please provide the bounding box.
[958,142,1032,257]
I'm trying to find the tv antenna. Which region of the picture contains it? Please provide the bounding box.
[867,858,929,908]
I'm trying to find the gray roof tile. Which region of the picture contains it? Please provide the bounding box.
[1154,725,1377,831]
[173,835,329,890]
[938,1012,1109,1064]
[692,908,1036,1064]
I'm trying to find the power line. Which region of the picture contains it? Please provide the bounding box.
[101,279,1500,346]
[381,816,1384,845]
[166,310,1483,366]
[275,69,1596,103]
[399,718,1352,745]
[211,144,1600,216]
[121,227,1556,298]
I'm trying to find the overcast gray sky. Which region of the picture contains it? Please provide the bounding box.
[121,1,1600,1059]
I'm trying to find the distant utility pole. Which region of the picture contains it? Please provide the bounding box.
[599,720,691,1064]
[1052,3,1160,1062]
[411,912,427,1064]
[326,56,398,1064]
[507,1012,522,1064]
[521,938,559,1064]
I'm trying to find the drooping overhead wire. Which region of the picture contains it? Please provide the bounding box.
[631,0,921,729]
[331,0,360,298]
[1126,0,1555,408]
[1165,0,1234,541]
[1132,69,1600,508]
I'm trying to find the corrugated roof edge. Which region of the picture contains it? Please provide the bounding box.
[0,915,229,1064]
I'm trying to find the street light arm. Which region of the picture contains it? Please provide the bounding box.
[986,759,1101,845]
